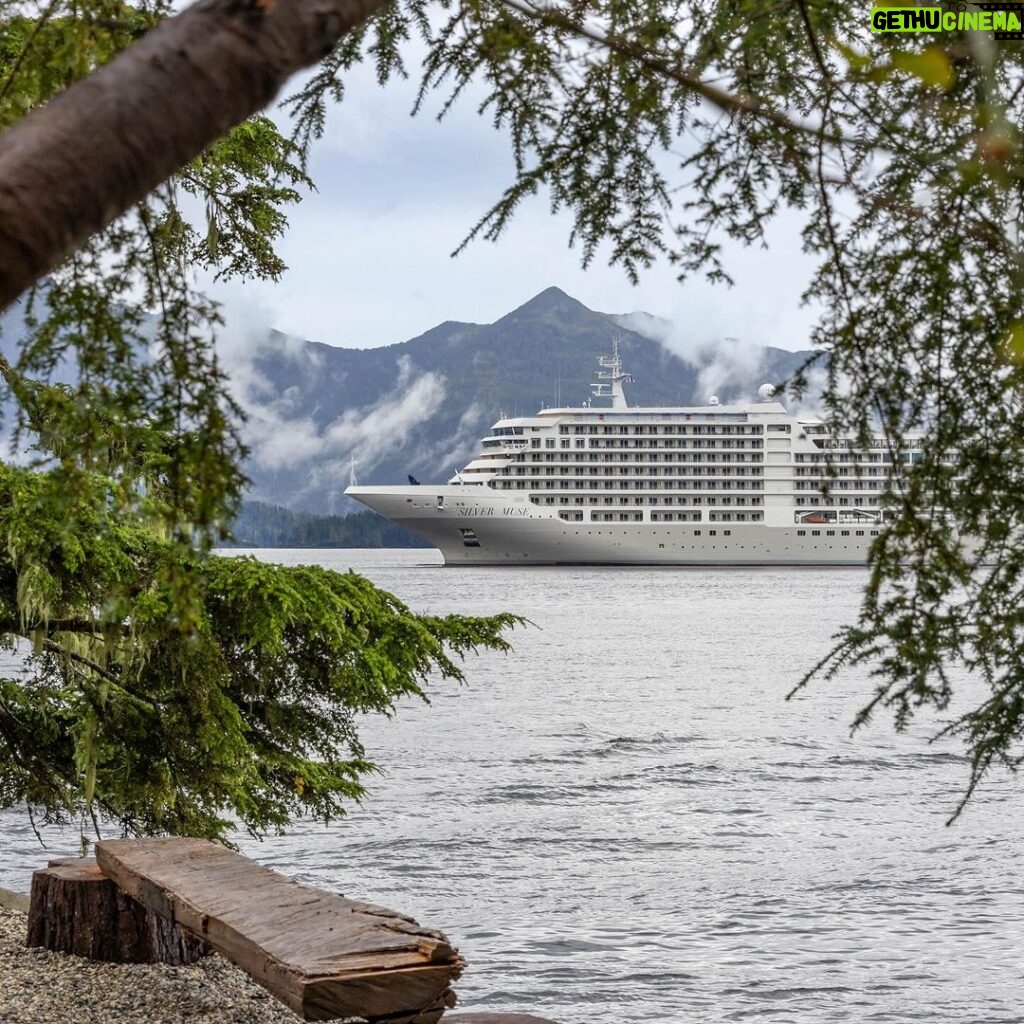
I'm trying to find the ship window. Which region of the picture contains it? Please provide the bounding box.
[437,496,445,509]
[856,530,865,536]
[724,530,731,536]
[812,530,821,536]
[694,530,701,536]
[826,530,835,536]
[841,530,850,536]
[709,530,717,536]
[545,439,555,449]
[797,530,806,536]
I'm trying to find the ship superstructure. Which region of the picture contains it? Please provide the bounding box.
[346,344,922,565]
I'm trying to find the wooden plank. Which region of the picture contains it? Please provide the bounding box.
[95,837,462,1022]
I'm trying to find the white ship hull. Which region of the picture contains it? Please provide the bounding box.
[345,344,921,568]
[347,486,875,566]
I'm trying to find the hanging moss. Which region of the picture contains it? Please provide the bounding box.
[0,460,521,842]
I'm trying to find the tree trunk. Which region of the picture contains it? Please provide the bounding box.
[26,857,208,964]
[0,0,390,310]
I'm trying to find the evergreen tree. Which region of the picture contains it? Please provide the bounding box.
[0,367,519,841]
[0,0,516,840]
[2,0,1024,819]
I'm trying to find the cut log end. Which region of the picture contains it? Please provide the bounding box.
[27,857,208,964]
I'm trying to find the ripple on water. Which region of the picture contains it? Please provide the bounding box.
[3,550,1024,1024]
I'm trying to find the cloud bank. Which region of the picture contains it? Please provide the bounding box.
[214,302,449,509]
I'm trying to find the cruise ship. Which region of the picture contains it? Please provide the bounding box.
[346,345,921,565]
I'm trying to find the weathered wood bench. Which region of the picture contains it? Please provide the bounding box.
[30,836,462,1023]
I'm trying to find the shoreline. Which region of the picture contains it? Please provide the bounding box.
[0,887,28,913]
[0,905,311,1023]
[0,905,559,1024]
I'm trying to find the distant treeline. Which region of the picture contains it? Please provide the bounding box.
[227,500,432,548]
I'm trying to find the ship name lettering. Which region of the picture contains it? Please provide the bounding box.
[503,506,531,516]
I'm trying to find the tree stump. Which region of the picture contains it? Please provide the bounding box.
[26,857,208,964]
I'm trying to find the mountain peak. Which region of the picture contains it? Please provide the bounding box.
[497,286,597,324]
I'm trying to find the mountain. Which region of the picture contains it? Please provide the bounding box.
[237,287,811,513]
[0,286,812,515]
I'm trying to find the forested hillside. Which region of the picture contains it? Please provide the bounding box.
[228,501,430,548]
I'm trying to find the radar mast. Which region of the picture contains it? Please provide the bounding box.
[591,338,634,410]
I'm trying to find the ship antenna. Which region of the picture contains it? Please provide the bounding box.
[348,455,358,487]
[591,336,634,410]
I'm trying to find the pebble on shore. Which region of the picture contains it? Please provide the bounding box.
[0,905,562,1024]
[0,906,307,1024]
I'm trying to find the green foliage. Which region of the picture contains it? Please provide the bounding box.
[0,3,160,131]
[0,461,520,840]
[181,116,310,282]
[5,0,1024,818]
[0,0,517,841]
[0,0,310,563]
[285,0,1024,812]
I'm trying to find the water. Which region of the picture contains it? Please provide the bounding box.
[3,549,1024,1023]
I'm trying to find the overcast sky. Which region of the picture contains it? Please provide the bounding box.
[204,58,822,355]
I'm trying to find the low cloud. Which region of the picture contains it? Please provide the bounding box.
[322,366,447,471]
[213,302,446,506]
[784,363,851,421]
[617,311,775,403]
[411,400,489,480]
[214,299,324,407]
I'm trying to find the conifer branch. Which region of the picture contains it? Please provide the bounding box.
[496,0,848,146]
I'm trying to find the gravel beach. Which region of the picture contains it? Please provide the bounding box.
[0,907,305,1024]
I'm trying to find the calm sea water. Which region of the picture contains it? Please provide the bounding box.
[3,549,1024,1024]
